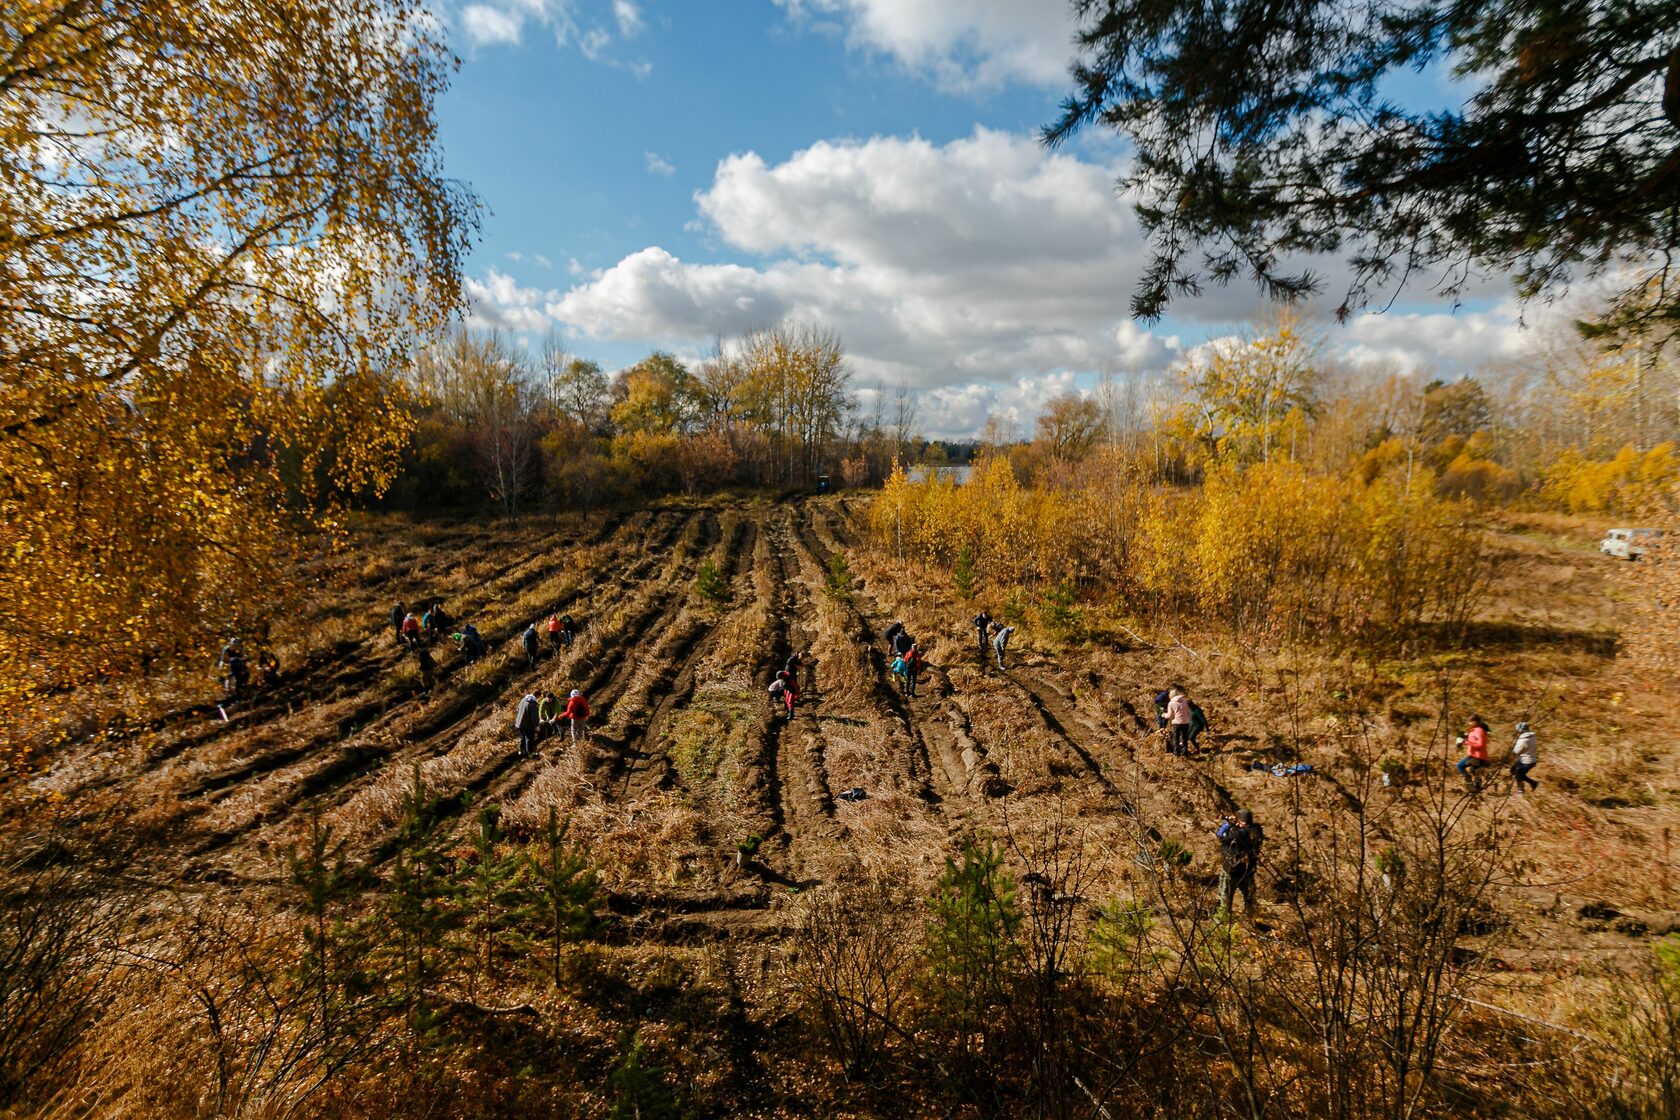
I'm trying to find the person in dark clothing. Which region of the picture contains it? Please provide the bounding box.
[1188,701,1209,753]
[892,628,914,658]
[456,624,484,664]
[1153,687,1173,730]
[559,613,576,648]
[903,643,923,698]
[514,692,541,759]
[390,603,405,642]
[522,622,540,667]
[883,620,905,650]
[223,650,249,698]
[784,650,807,693]
[1216,809,1264,918]
[416,645,435,692]
[972,611,993,659]
[255,647,281,689]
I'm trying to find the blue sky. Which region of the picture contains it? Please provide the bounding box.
[439,0,1542,438]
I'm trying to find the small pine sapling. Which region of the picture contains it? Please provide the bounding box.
[520,807,602,989]
[953,545,978,600]
[824,552,854,603]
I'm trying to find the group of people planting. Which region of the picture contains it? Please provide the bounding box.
[340,586,1539,927]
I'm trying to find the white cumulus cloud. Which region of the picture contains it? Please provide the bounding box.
[460,3,524,46]
[777,0,1078,91]
[464,128,1547,437]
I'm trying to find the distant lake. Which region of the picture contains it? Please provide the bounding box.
[906,464,973,484]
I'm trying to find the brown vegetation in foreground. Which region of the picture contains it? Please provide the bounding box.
[3,495,1680,1118]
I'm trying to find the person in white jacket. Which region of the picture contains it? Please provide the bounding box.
[1509,722,1539,793]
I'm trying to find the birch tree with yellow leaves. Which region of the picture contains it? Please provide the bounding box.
[0,0,476,770]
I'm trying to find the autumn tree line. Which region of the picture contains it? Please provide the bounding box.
[382,323,901,515]
[871,317,1680,645]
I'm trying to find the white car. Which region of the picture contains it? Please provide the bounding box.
[1600,527,1664,560]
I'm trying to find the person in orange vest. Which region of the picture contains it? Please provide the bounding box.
[1456,715,1491,790]
[546,613,564,650]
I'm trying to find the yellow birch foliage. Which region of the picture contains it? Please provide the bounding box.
[1,0,476,769]
[1540,443,1679,514]
[870,458,1491,642]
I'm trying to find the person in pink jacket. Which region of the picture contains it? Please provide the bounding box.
[1167,688,1193,756]
[1456,715,1491,789]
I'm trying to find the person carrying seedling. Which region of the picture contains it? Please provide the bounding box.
[514,691,541,759]
[1215,809,1264,919]
[401,611,421,649]
[972,610,993,659]
[992,623,1016,670]
[522,622,540,667]
[562,689,591,742]
[1509,721,1540,794]
[537,690,560,738]
[904,643,924,698]
[546,613,564,650]
[1456,715,1491,790]
[1166,688,1192,756]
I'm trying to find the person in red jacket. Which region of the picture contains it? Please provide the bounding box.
[400,611,421,650]
[561,689,590,743]
[1456,715,1491,789]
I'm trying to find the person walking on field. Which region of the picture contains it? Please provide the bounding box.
[1457,715,1491,790]
[1509,721,1540,794]
[1166,688,1192,756]
[562,689,590,743]
[514,691,541,759]
[416,644,435,693]
[559,613,576,649]
[390,603,405,643]
[892,627,914,659]
[522,622,541,667]
[903,643,924,698]
[883,620,906,651]
[972,610,993,660]
[1216,809,1264,919]
[992,624,1015,670]
[401,611,421,649]
[546,613,564,650]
